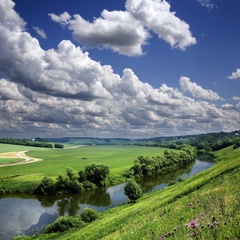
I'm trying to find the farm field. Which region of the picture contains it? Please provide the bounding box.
[0,144,168,193]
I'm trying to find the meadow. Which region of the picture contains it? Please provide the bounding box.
[0,144,168,193]
[14,145,240,240]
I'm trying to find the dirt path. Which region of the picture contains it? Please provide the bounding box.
[67,145,85,149]
[0,151,42,167]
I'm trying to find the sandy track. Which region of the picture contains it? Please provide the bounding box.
[0,151,42,167]
[67,145,85,149]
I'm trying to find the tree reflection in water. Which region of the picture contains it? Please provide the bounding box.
[37,187,111,216]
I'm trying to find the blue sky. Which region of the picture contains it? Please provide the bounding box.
[0,0,239,138]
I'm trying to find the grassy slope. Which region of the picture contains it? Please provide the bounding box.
[0,145,167,193]
[17,146,240,240]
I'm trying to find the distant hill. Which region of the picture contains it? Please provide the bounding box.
[45,130,240,148]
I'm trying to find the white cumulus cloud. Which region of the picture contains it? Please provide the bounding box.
[33,26,47,39]
[49,0,196,56]
[126,0,197,50]
[0,0,239,138]
[179,76,223,101]
[228,68,240,80]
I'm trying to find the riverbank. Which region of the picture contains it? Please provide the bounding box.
[14,146,240,240]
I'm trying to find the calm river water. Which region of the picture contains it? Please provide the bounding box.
[0,159,214,240]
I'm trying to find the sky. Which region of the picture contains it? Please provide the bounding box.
[0,0,239,139]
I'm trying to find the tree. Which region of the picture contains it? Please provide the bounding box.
[81,208,99,222]
[84,163,110,184]
[54,143,64,149]
[34,177,56,195]
[124,179,142,201]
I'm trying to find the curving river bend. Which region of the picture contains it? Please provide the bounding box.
[0,159,214,240]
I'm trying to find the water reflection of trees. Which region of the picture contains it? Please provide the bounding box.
[137,161,194,193]
[37,187,111,216]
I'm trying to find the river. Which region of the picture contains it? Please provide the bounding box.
[0,158,214,240]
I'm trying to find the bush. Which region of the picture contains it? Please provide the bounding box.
[81,208,99,223]
[78,170,86,182]
[34,177,56,195]
[84,163,110,184]
[82,180,96,189]
[45,216,83,233]
[54,143,64,149]
[124,179,142,201]
[0,186,5,195]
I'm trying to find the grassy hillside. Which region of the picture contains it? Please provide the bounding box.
[14,145,240,240]
[0,144,168,193]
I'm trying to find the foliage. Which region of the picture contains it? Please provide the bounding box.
[129,145,196,178]
[124,179,143,201]
[34,177,56,195]
[80,208,99,223]
[54,143,64,149]
[0,185,6,195]
[55,168,83,194]
[78,170,86,182]
[188,131,240,151]
[0,138,52,148]
[45,216,83,233]
[233,138,240,149]
[84,163,110,184]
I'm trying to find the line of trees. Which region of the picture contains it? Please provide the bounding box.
[125,145,196,178]
[0,138,53,148]
[188,132,240,152]
[0,138,65,149]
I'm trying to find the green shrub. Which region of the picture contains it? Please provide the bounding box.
[0,186,5,195]
[78,170,86,182]
[45,216,83,233]
[124,179,143,201]
[81,208,99,223]
[34,177,56,195]
[82,180,96,189]
[84,163,110,184]
[68,180,83,193]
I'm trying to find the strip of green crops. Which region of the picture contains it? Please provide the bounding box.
[15,146,240,240]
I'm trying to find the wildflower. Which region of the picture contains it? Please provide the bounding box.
[159,236,165,240]
[188,231,197,237]
[200,212,204,216]
[188,220,199,228]
[188,203,194,208]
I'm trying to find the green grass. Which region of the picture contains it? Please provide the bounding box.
[14,146,240,240]
[0,144,168,193]
[0,158,25,164]
[0,144,47,153]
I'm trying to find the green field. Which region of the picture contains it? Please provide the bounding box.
[14,145,240,240]
[0,144,168,193]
